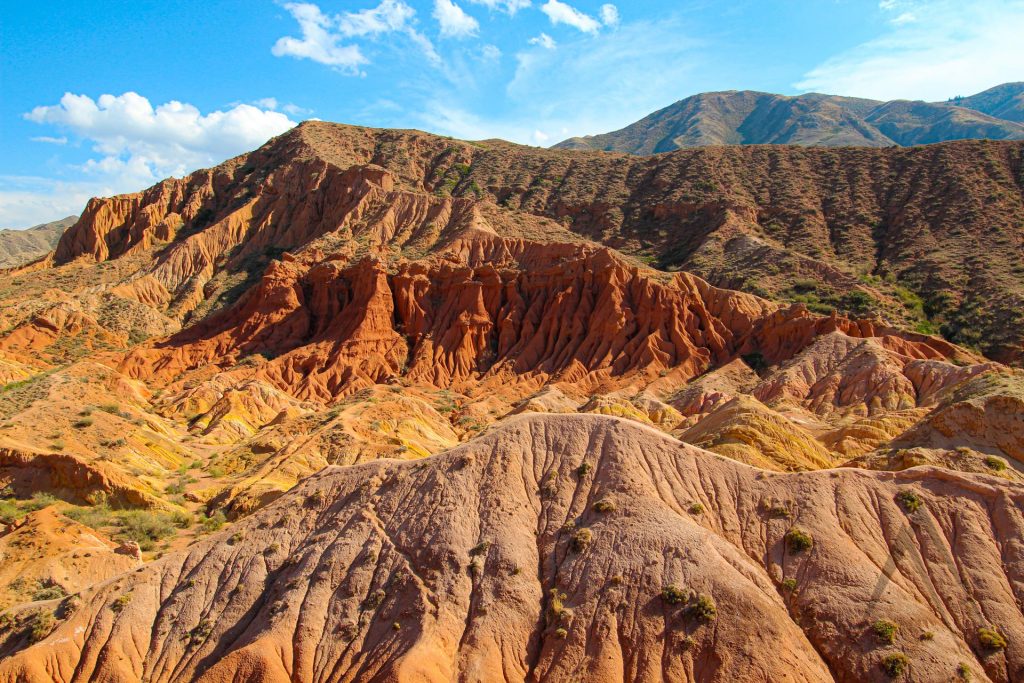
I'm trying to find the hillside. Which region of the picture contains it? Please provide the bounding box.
[0,216,75,269]
[0,121,1021,681]
[555,84,1024,153]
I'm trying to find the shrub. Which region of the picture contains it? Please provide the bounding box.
[978,626,1007,650]
[362,589,386,611]
[98,404,120,414]
[554,627,568,639]
[687,593,717,622]
[575,463,591,477]
[920,631,935,641]
[469,541,491,556]
[880,652,909,678]
[73,418,94,429]
[28,610,55,643]
[661,584,687,605]
[688,502,705,515]
[32,584,67,602]
[200,511,226,532]
[189,619,213,644]
[786,528,814,554]
[571,528,592,552]
[24,492,57,511]
[873,619,899,645]
[957,663,972,681]
[896,490,923,513]
[118,511,176,550]
[110,594,131,613]
[593,499,616,513]
[781,578,798,592]
[983,456,1007,472]
[392,621,401,631]
[741,352,767,373]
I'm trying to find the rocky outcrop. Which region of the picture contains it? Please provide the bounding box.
[3,415,1022,682]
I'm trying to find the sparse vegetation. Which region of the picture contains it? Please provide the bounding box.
[983,456,1007,472]
[110,593,131,613]
[957,662,972,680]
[978,626,1007,650]
[687,593,717,622]
[554,627,568,639]
[689,502,705,515]
[28,609,55,643]
[576,463,592,477]
[873,619,899,645]
[661,584,687,605]
[571,528,592,552]
[73,417,94,428]
[881,652,909,678]
[786,527,814,554]
[781,578,798,592]
[592,499,616,513]
[896,490,923,513]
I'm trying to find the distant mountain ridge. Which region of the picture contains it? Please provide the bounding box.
[555,82,1024,153]
[0,216,76,268]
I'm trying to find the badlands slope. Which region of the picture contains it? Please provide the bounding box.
[0,122,1020,681]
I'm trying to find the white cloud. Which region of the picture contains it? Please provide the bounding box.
[0,175,108,229]
[481,44,502,60]
[18,92,297,226]
[879,0,898,8]
[273,1,439,73]
[600,4,619,27]
[532,129,550,143]
[528,33,556,49]
[433,0,479,38]
[797,0,1024,102]
[466,0,531,13]
[30,136,68,145]
[890,11,916,25]
[272,3,367,73]
[540,0,601,33]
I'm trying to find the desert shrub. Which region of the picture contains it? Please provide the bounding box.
[0,500,22,524]
[873,619,899,645]
[978,626,1007,650]
[189,619,213,644]
[362,589,386,611]
[32,584,67,602]
[896,490,923,513]
[554,627,568,639]
[392,621,401,631]
[50,441,65,451]
[920,631,935,641]
[687,593,717,622]
[781,578,798,592]
[200,511,226,532]
[661,585,687,605]
[983,456,1007,472]
[881,652,909,677]
[28,610,55,643]
[593,499,616,513]
[786,528,814,554]
[98,404,120,414]
[469,541,491,556]
[689,502,705,514]
[571,528,592,552]
[118,510,176,550]
[957,663,972,680]
[73,417,94,429]
[24,492,57,511]
[109,594,131,613]
[576,463,591,477]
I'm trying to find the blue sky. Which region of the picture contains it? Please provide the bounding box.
[2,0,1022,228]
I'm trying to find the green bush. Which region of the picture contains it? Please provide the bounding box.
[576,463,591,477]
[786,528,814,554]
[73,418,94,429]
[881,652,909,678]
[119,510,176,550]
[983,456,1007,472]
[571,528,592,552]
[781,578,798,592]
[593,499,616,513]
[661,584,687,605]
[687,593,717,622]
[28,610,55,643]
[200,511,226,532]
[896,490,923,513]
[873,619,899,645]
[689,502,705,515]
[978,626,1007,650]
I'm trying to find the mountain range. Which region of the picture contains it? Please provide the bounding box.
[0,120,1021,682]
[0,217,76,269]
[556,82,1024,153]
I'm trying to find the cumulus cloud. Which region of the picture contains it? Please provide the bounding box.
[0,175,108,229]
[23,92,296,197]
[600,4,619,27]
[540,0,601,33]
[274,0,439,73]
[433,0,479,38]
[466,0,531,13]
[796,0,1024,101]
[528,33,557,49]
